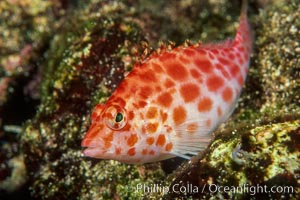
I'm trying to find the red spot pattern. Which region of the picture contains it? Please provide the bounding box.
[146,107,158,119]
[180,83,200,103]
[160,110,168,123]
[237,74,244,85]
[238,46,245,52]
[139,69,157,82]
[128,111,134,120]
[103,132,113,148]
[157,92,173,107]
[207,75,224,91]
[222,87,233,103]
[149,150,155,155]
[142,149,148,155]
[195,59,213,73]
[165,62,188,81]
[159,52,176,63]
[91,104,105,122]
[122,123,131,131]
[208,52,215,60]
[218,57,231,66]
[152,63,164,73]
[228,53,235,60]
[229,63,241,77]
[164,79,175,88]
[138,101,147,108]
[183,48,197,57]
[173,106,187,125]
[216,63,230,79]
[155,86,162,92]
[127,134,138,147]
[138,86,153,99]
[85,124,103,141]
[156,134,166,146]
[146,137,155,145]
[198,97,213,112]
[113,97,126,107]
[115,147,121,155]
[197,49,207,54]
[211,49,219,54]
[165,142,173,152]
[127,147,136,156]
[190,69,202,81]
[145,123,159,134]
[179,55,189,64]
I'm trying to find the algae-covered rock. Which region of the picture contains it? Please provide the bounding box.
[166,121,299,199]
[253,0,300,119]
[0,0,56,197]
[0,0,56,104]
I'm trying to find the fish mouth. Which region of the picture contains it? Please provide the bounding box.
[81,136,106,157]
[82,147,141,164]
[81,137,112,158]
[82,146,107,158]
[82,146,121,161]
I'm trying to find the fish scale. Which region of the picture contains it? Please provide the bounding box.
[81,0,252,164]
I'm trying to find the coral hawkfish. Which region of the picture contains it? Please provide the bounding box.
[81,0,252,164]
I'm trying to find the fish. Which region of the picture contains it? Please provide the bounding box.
[81,0,252,164]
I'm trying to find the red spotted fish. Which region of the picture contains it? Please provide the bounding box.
[81,0,252,164]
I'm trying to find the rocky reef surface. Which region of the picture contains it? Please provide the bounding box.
[0,0,299,199]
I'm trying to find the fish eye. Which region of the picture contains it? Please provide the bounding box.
[103,105,127,130]
[115,113,123,123]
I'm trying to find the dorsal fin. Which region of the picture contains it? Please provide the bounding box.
[234,0,252,48]
[241,0,248,19]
